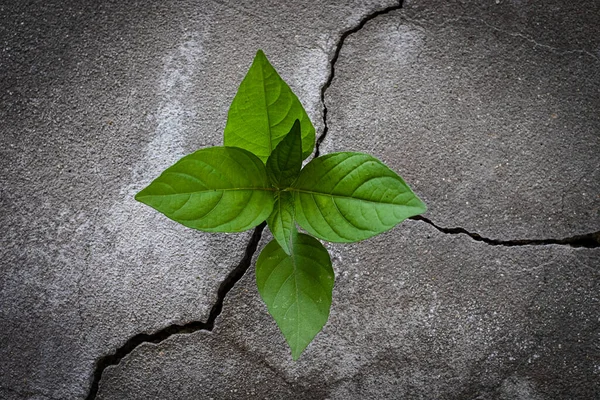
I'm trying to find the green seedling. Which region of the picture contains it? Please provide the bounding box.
[135,50,427,360]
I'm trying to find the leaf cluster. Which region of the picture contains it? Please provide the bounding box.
[136,50,426,360]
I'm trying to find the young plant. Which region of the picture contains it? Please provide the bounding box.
[135,50,426,360]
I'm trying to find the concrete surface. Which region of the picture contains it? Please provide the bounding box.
[97,222,599,399]
[1,0,599,399]
[323,0,600,240]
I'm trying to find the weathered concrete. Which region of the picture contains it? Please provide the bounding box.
[97,221,600,399]
[0,0,398,398]
[2,0,599,398]
[94,1,600,398]
[323,0,600,240]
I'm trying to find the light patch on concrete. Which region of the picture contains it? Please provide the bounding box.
[343,1,397,28]
[500,375,545,400]
[88,33,232,331]
[109,33,207,256]
[288,44,329,132]
[144,34,205,177]
[376,24,424,65]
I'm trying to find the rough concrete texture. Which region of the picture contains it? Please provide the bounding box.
[322,0,600,240]
[0,0,398,398]
[97,221,599,399]
[2,0,599,399]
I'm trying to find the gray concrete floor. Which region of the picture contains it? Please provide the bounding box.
[1,1,598,399]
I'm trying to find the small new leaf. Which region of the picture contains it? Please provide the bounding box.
[266,119,302,188]
[256,231,334,360]
[266,191,295,255]
[135,147,274,232]
[292,152,427,242]
[224,50,315,163]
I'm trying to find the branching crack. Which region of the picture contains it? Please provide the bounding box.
[315,0,404,158]
[83,2,598,398]
[85,222,266,400]
[412,215,600,248]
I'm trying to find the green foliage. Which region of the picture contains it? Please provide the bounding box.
[256,229,334,360]
[266,120,302,188]
[136,50,427,360]
[265,120,302,254]
[224,50,315,163]
[267,191,296,255]
[135,147,274,232]
[292,152,427,242]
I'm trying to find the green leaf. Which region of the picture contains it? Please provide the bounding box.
[266,119,302,188]
[135,146,275,232]
[266,191,295,255]
[256,232,334,360]
[291,152,427,242]
[224,50,315,163]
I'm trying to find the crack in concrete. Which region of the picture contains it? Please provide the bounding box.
[84,222,266,400]
[314,0,404,158]
[82,2,598,397]
[313,0,598,250]
[412,215,600,248]
[84,6,411,394]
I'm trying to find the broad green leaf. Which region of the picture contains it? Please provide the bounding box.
[224,50,315,163]
[266,119,302,188]
[256,232,334,360]
[266,191,295,255]
[135,146,275,232]
[291,152,427,242]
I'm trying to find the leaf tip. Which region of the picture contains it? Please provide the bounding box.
[134,189,146,204]
[415,196,428,214]
[289,338,310,361]
[255,49,267,61]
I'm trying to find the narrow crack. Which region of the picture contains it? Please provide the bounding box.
[85,222,266,400]
[315,0,404,157]
[412,215,600,248]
